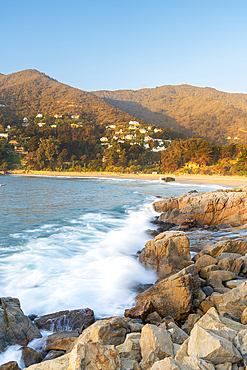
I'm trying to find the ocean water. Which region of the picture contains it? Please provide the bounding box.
[0,174,227,319]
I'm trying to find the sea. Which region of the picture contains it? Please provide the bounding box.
[0,174,245,366]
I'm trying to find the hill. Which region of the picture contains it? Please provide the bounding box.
[94,85,247,144]
[0,69,137,126]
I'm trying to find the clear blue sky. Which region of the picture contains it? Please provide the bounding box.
[1,0,247,93]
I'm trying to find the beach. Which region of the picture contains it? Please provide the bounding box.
[8,169,247,187]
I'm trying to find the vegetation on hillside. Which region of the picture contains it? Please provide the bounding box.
[94,85,247,144]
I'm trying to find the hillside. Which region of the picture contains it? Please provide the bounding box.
[0,69,136,126]
[94,85,247,144]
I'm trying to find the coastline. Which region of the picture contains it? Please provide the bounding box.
[7,169,247,187]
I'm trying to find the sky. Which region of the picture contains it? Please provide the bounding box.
[1,0,247,93]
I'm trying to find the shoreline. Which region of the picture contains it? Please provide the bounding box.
[7,169,247,187]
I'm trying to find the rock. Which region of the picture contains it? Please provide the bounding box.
[186,313,201,334]
[216,364,232,370]
[151,357,190,370]
[192,307,246,341]
[42,350,65,362]
[34,308,94,332]
[140,350,159,370]
[226,280,247,289]
[21,347,43,367]
[203,286,215,296]
[173,344,181,356]
[139,231,192,279]
[44,330,79,351]
[211,281,247,319]
[122,318,143,333]
[201,301,215,314]
[197,289,207,302]
[0,297,41,352]
[121,358,141,370]
[233,329,247,365]
[241,307,247,325]
[196,255,218,271]
[125,265,200,322]
[153,188,247,227]
[182,356,215,370]
[125,301,155,322]
[146,311,163,325]
[167,322,189,345]
[200,265,221,280]
[217,256,244,276]
[0,362,21,370]
[175,338,189,362]
[207,270,235,289]
[205,239,247,258]
[25,342,122,370]
[69,316,130,348]
[140,324,174,361]
[188,325,242,364]
[116,332,141,362]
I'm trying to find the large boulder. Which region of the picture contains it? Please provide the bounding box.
[69,316,131,349]
[44,330,79,351]
[139,231,192,279]
[0,297,41,352]
[24,342,122,370]
[187,325,242,365]
[34,308,94,332]
[153,187,247,227]
[116,332,141,362]
[203,238,247,258]
[125,265,200,321]
[211,281,247,319]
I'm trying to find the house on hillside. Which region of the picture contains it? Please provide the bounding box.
[184,162,200,169]
[129,121,139,126]
[38,122,46,127]
[36,113,43,118]
[100,137,108,142]
[0,133,8,139]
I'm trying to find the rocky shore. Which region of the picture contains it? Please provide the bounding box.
[2,186,247,369]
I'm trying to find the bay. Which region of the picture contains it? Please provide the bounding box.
[0,174,225,318]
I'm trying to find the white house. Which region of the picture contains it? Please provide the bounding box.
[154,128,162,133]
[36,113,43,118]
[23,117,29,123]
[0,133,8,139]
[129,121,139,126]
[125,134,134,140]
[144,136,153,142]
[38,122,46,127]
[100,137,108,142]
[139,129,147,134]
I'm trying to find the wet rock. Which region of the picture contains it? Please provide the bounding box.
[0,362,21,370]
[139,231,192,279]
[34,308,94,333]
[125,265,200,322]
[188,325,242,365]
[44,330,79,351]
[21,347,43,367]
[0,297,41,352]
[136,283,153,294]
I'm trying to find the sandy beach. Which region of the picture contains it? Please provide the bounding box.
[7,169,247,187]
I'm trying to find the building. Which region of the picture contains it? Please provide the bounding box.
[0,133,8,139]
[36,114,43,118]
[100,137,108,142]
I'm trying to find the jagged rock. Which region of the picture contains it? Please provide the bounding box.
[151,357,190,370]
[167,322,189,345]
[116,332,141,362]
[173,344,181,356]
[187,313,201,334]
[153,188,247,227]
[197,289,207,302]
[175,338,189,362]
[125,300,155,322]
[139,231,192,279]
[125,265,200,321]
[196,255,218,271]
[42,350,65,362]
[217,256,243,276]
[0,297,41,352]
[21,347,43,367]
[233,329,247,365]
[34,308,94,332]
[207,270,235,289]
[122,318,143,333]
[146,311,163,325]
[188,325,242,364]
[44,330,79,351]
[211,281,247,319]
[69,316,130,348]
[204,239,247,258]
[121,357,141,370]
[215,364,232,370]
[25,342,122,370]
[192,307,246,341]
[0,362,21,370]
[140,324,174,362]
[140,350,159,370]
[182,356,215,370]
